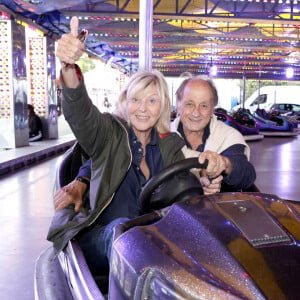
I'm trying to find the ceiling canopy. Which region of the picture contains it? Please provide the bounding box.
[1,0,300,80]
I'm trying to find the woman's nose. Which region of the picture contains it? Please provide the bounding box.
[138,100,147,111]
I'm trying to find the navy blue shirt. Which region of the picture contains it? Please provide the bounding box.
[98,128,164,226]
[77,158,91,179]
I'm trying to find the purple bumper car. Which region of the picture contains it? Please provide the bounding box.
[35,145,300,300]
[253,109,298,137]
[214,109,263,141]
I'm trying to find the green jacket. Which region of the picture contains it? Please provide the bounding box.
[47,80,185,252]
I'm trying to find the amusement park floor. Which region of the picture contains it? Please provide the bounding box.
[0,133,299,300]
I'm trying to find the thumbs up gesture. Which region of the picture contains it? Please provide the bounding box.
[56,17,85,67]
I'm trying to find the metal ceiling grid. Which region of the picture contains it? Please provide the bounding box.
[1,0,300,80]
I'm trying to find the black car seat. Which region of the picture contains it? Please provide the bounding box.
[56,142,89,189]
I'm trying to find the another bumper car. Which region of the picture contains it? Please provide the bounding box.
[253,108,298,137]
[270,110,300,130]
[214,109,263,141]
[35,144,300,300]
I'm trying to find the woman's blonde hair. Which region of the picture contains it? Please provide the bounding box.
[115,69,171,133]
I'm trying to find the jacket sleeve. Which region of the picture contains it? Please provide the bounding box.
[61,76,111,159]
[221,144,256,190]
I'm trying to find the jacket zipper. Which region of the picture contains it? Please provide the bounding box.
[87,119,132,227]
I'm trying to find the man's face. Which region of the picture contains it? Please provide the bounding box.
[177,79,214,135]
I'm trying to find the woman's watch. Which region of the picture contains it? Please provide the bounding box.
[76,176,90,187]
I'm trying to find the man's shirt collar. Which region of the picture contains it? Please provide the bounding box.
[177,120,211,151]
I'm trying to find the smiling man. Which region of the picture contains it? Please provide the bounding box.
[171,76,256,194]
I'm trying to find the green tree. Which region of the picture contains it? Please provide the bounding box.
[77,56,96,73]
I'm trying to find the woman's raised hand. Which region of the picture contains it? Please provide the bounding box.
[56,16,85,66]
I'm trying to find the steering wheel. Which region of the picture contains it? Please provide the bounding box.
[138,157,208,214]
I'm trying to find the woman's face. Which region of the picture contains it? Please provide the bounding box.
[127,84,162,135]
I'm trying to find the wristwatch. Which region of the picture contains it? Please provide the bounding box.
[76,176,90,187]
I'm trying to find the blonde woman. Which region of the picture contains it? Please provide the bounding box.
[48,18,188,273]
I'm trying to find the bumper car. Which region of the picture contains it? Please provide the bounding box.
[253,109,298,137]
[214,109,263,141]
[270,110,300,130]
[35,143,300,300]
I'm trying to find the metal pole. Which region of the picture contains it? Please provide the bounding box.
[258,77,261,109]
[139,0,153,71]
[242,72,246,109]
[257,67,262,109]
